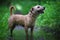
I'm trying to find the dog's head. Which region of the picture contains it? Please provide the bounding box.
[30,5,45,14]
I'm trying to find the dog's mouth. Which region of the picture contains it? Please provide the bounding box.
[37,10,44,13]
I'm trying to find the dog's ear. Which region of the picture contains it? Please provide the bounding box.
[30,8,34,13]
[31,8,34,11]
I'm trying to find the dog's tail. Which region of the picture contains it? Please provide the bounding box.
[9,6,15,16]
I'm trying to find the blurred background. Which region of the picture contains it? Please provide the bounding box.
[0,0,60,40]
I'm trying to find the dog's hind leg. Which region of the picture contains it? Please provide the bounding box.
[10,24,15,37]
[8,24,15,40]
[10,27,14,37]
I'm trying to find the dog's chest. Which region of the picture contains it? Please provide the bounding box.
[25,16,35,27]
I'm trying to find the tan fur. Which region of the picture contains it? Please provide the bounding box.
[8,13,36,28]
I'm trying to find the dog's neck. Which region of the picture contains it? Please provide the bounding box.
[28,12,39,19]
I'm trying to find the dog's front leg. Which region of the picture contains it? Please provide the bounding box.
[30,26,34,40]
[25,26,28,40]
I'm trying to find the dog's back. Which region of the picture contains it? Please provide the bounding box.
[8,14,26,26]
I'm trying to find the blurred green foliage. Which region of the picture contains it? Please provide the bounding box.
[0,0,60,40]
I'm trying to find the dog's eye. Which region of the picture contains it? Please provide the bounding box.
[37,6,40,8]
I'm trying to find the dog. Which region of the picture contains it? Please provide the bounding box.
[8,5,45,40]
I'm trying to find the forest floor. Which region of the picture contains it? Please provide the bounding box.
[6,26,44,40]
